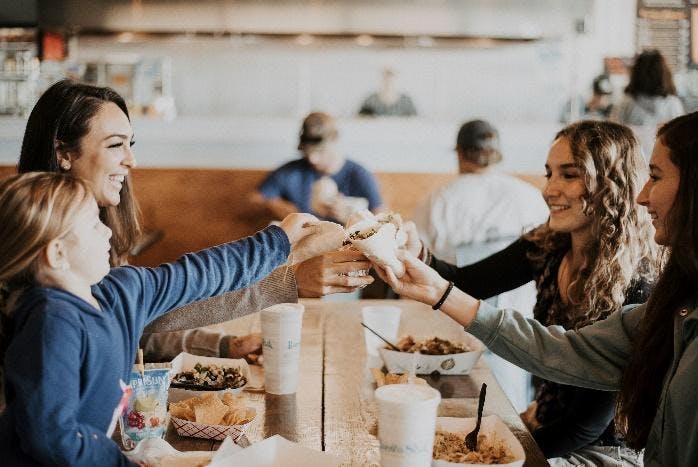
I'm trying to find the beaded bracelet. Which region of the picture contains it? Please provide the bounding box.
[432,281,454,310]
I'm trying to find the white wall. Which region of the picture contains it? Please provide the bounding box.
[66,0,636,120]
[74,38,569,121]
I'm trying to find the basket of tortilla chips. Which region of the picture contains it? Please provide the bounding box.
[169,392,255,441]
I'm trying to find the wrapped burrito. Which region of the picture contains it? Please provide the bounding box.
[289,221,346,265]
[345,209,376,229]
[375,212,407,247]
[346,218,406,278]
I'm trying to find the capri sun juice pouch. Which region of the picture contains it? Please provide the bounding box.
[120,367,171,449]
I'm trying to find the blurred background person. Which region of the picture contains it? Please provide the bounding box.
[252,111,383,224]
[358,68,417,117]
[611,49,684,127]
[585,74,614,119]
[413,119,548,411]
[414,119,548,265]
[560,74,614,123]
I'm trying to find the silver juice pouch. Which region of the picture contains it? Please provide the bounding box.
[120,367,170,449]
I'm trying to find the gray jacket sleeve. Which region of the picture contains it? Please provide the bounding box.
[140,267,298,362]
[468,301,645,391]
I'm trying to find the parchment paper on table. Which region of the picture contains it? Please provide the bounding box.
[289,220,346,265]
[345,210,407,278]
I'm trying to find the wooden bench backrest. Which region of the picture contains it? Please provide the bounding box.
[0,166,544,266]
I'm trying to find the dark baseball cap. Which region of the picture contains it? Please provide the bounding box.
[456,120,500,152]
[298,112,338,150]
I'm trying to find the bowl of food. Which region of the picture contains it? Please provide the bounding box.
[379,336,483,375]
[432,415,525,466]
[169,393,256,441]
[169,353,251,402]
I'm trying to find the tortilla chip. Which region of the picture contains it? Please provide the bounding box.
[169,401,196,421]
[222,407,250,425]
[385,373,409,385]
[191,394,227,425]
[221,392,244,410]
[372,369,427,387]
[371,367,386,387]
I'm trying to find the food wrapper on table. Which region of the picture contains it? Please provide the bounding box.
[123,437,214,467]
[432,416,525,467]
[379,336,483,375]
[207,434,343,467]
[169,352,251,402]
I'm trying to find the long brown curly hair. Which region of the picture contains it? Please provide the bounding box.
[525,120,660,329]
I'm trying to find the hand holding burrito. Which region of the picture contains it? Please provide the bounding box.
[279,213,320,244]
[290,221,346,265]
[374,250,450,304]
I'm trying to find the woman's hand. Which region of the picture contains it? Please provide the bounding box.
[279,213,319,243]
[374,251,449,305]
[294,249,374,297]
[375,251,481,327]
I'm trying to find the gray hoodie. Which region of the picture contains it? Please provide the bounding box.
[468,297,698,466]
[612,94,685,127]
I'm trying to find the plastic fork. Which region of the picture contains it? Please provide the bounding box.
[465,383,487,452]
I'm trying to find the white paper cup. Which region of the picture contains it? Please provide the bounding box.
[375,384,441,467]
[261,303,304,395]
[361,305,402,357]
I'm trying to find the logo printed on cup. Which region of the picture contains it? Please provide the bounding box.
[287,340,300,350]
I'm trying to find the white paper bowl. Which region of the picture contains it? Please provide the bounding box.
[378,338,483,375]
[169,407,256,441]
[168,352,251,402]
[432,415,525,467]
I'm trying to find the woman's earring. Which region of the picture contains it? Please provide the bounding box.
[60,160,71,171]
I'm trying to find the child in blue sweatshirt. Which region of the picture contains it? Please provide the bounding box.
[0,172,315,466]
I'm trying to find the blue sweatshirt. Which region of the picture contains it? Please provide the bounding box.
[0,226,290,466]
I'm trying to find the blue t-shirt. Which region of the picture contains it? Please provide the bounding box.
[258,158,382,218]
[0,226,289,466]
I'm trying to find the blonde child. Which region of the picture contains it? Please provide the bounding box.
[0,172,314,466]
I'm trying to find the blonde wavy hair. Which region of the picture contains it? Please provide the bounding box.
[526,120,660,328]
[0,172,92,363]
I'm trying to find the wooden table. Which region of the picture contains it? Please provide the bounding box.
[163,299,548,466]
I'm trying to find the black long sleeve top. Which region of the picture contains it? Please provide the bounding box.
[430,236,651,458]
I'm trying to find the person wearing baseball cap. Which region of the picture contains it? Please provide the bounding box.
[253,112,383,223]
